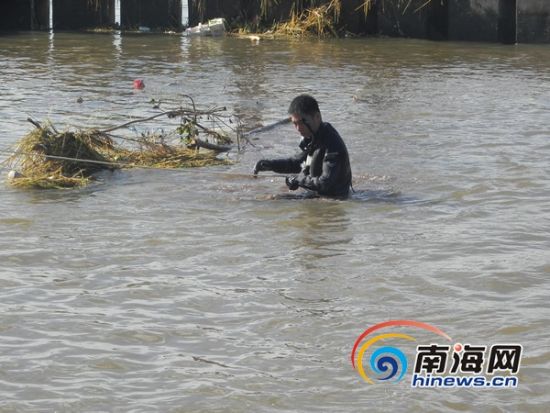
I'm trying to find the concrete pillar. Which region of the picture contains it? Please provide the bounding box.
[32,0,50,30]
[0,0,49,31]
[120,0,182,30]
[427,0,449,40]
[498,0,517,44]
[187,0,203,26]
[52,0,115,31]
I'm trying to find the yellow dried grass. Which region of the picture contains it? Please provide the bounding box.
[4,123,229,190]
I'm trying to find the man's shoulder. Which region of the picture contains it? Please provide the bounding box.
[319,122,346,149]
[321,121,336,131]
[319,122,342,138]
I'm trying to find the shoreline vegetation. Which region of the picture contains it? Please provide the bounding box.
[80,0,431,38]
[237,0,349,38]
[211,0,432,38]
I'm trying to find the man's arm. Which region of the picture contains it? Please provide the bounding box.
[254,150,307,174]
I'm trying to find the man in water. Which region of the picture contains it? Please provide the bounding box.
[253,94,352,197]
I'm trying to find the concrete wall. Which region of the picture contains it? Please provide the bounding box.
[376,0,506,42]
[377,1,428,38]
[1,0,182,32]
[448,0,499,42]
[447,0,550,44]
[0,0,49,31]
[340,0,378,35]
[2,0,550,42]
[348,0,550,44]
[0,0,32,30]
[121,0,182,30]
[518,0,550,42]
[33,0,50,29]
[53,0,114,30]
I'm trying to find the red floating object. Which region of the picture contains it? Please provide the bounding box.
[133,79,145,89]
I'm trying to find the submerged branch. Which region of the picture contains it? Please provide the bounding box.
[99,106,227,134]
[188,137,232,152]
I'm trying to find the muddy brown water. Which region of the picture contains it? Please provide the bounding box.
[1,32,549,412]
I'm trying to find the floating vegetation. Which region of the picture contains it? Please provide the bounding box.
[4,124,112,189]
[3,98,240,189]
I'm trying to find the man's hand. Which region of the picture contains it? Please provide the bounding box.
[285,176,299,190]
[253,160,272,175]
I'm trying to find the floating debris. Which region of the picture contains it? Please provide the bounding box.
[185,18,227,37]
[3,98,241,189]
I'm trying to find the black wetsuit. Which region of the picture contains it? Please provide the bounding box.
[269,122,352,197]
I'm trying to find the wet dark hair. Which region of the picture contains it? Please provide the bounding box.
[288,94,320,117]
